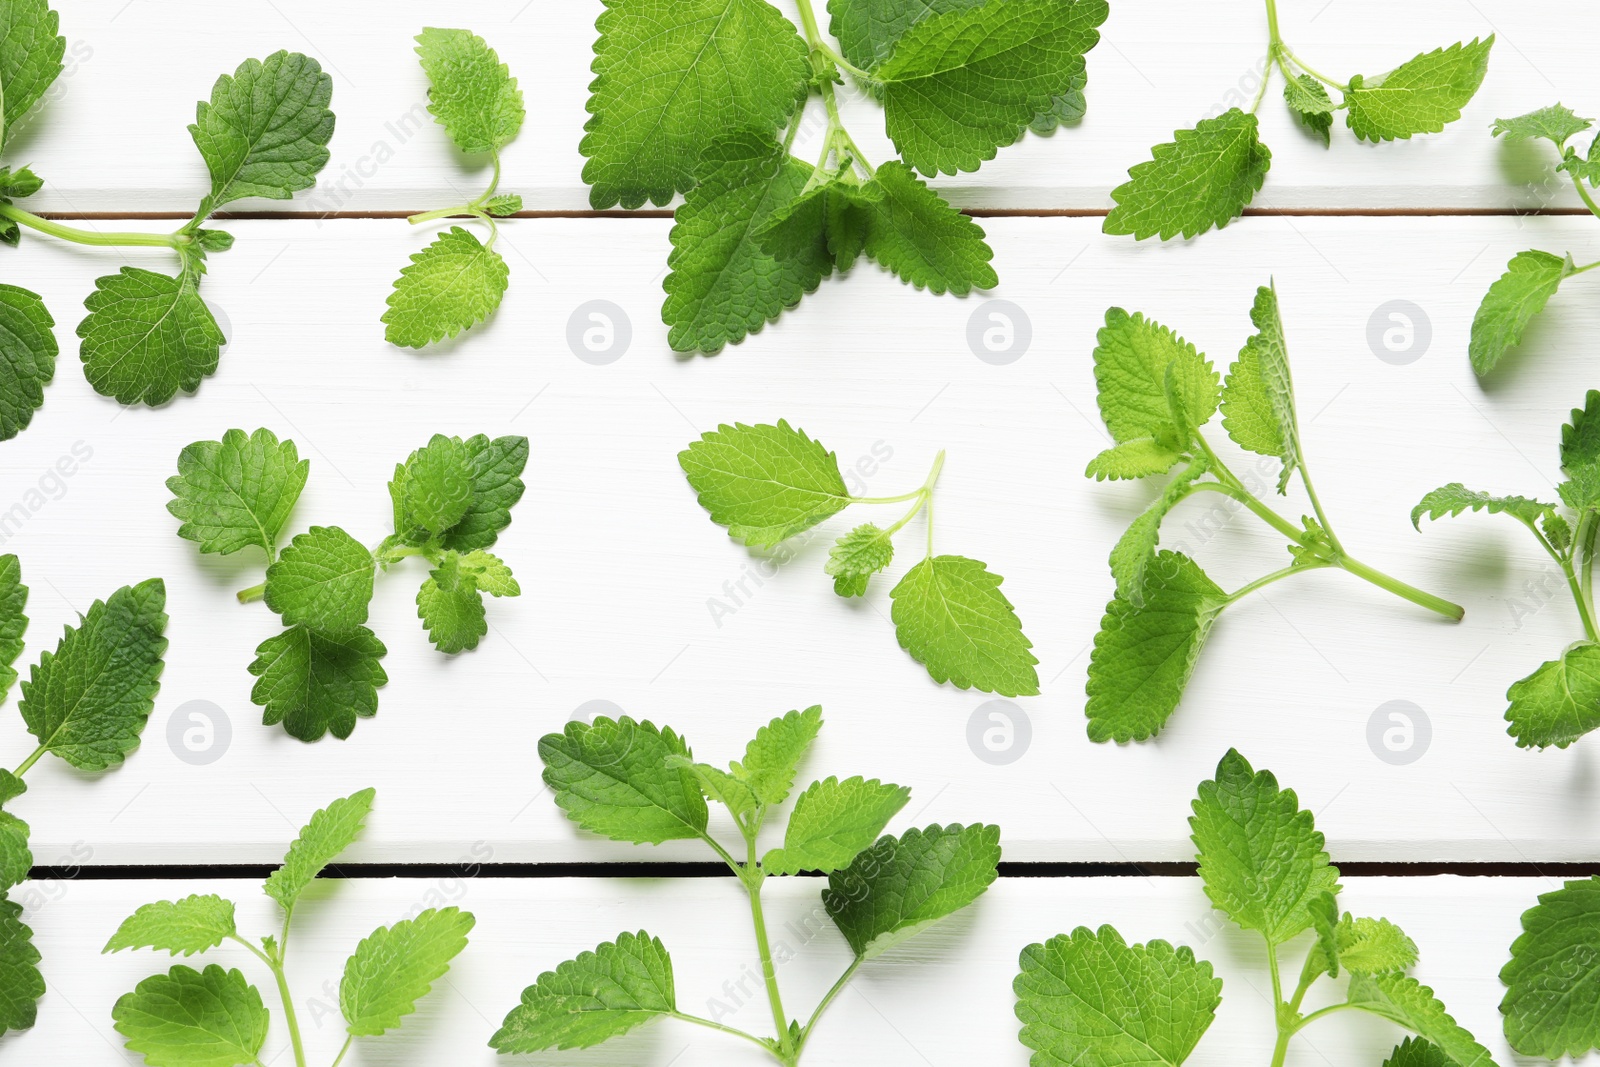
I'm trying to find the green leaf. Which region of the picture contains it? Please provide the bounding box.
[1343,39,1494,143]
[1093,307,1219,447]
[0,0,62,146]
[417,554,487,654]
[1493,104,1593,148]
[829,0,983,70]
[1308,891,1342,979]
[826,523,895,597]
[1560,389,1600,512]
[0,163,41,201]
[20,578,167,770]
[824,823,1000,958]
[0,553,26,703]
[455,549,519,596]
[1085,438,1185,481]
[1504,645,1600,750]
[733,705,823,806]
[0,896,42,1035]
[104,896,238,957]
[341,906,474,1036]
[679,420,850,548]
[1014,925,1221,1067]
[761,775,910,874]
[756,176,875,273]
[0,770,21,805]
[539,716,708,845]
[1105,110,1271,241]
[189,50,335,211]
[77,267,226,406]
[1500,876,1600,1058]
[383,226,510,349]
[1190,749,1340,945]
[1346,972,1497,1067]
[662,133,830,354]
[664,755,759,818]
[0,811,27,891]
[166,428,308,558]
[1085,551,1226,743]
[112,964,269,1067]
[1221,282,1300,493]
[1386,1038,1451,1067]
[490,931,675,1051]
[1029,67,1089,134]
[1559,137,1600,187]
[875,0,1108,175]
[1469,251,1575,375]
[582,0,808,209]
[390,433,475,546]
[890,554,1039,697]
[1285,73,1334,147]
[0,284,55,441]
[415,28,523,154]
[1332,916,1419,975]
[441,434,529,552]
[482,193,522,216]
[858,162,996,293]
[263,526,375,637]
[1410,483,1556,530]
[1107,458,1209,602]
[249,624,387,743]
[264,788,375,912]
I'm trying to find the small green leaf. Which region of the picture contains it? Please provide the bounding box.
[455,549,519,596]
[1560,389,1600,512]
[1221,282,1300,493]
[874,0,1108,175]
[1285,74,1334,146]
[734,705,823,806]
[441,434,529,552]
[859,162,997,294]
[1085,552,1226,743]
[189,50,335,211]
[1385,1038,1451,1067]
[1504,645,1600,750]
[415,28,523,154]
[0,0,64,145]
[417,554,487,654]
[1085,438,1185,482]
[78,267,226,406]
[1559,137,1600,186]
[826,523,894,597]
[1343,39,1494,143]
[264,788,376,912]
[389,434,475,546]
[20,578,167,770]
[679,420,851,547]
[1107,458,1209,602]
[490,931,675,1051]
[761,775,909,875]
[1493,104,1593,148]
[1014,925,1221,1067]
[383,226,510,349]
[1093,308,1219,447]
[1346,972,1498,1067]
[482,193,522,216]
[539,717,708,845]
[1105,109,1272,241]
[1470,250,1576,376]
[664,756,759,818]
[662,133,830,354]
[104,896,238,957]
[825,823,1000,958]
[112,964,269,1067]
[1500,876,1600,1058]
[263,526,375,637]
[0,811,28,891]
[0,771,22,806]
[341,907,474,1036]
[249,625,387,742]
[890,555,1039,697]
[166,428,308,558]
[582,0,808,209]
[0,553,26,703]
[1410,483,1556,530]
[0,896,42,1036]
[0,284,56,442]
[1190,749,1340,945]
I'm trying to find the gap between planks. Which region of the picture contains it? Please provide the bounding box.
[19,207,1597,221]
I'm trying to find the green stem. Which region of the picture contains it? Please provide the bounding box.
[670,1011,773,1052]
[1296,463,1345,554]
[1290,1001,1361,1032]
[329,1036,353,1067]
[1580,512,1598,626]
[1571,171,1600,222]
[11,745,45,777]
[1269,1025,1293,1067]
[1278,45,1350,92]
[1559,552,1600,643]
[1227,563,1319,604]
[746,839,793,1059]
[236,581,266,604]
[0,202,186,248]
[1336,553,1466,621]
[796,957,861,1055]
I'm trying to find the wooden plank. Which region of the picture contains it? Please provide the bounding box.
[2,215,1599,864]
[8,874,1554,1063]
[8,0,1597,212]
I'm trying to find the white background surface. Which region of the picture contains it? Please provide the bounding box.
[2,0,1598,1063]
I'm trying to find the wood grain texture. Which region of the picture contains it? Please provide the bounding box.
[0,216,1596,863]
[4,1,1597,212]
[7,875,1554,1065]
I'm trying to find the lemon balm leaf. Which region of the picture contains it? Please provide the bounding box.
[383,226,510,349]
[190,50,335,211]
[264,788,375,912]
[1343,39,1494,143]
[0,285,56,442]
[166,428,308,558]
[1105,110,1271,241]
[680,420,851,547]
[77,267,226,406]
[490,931,676,1052]
[249,624,387,743]
[415,28,523,155]
[890,555,1039,697]
[341,907,474,1037]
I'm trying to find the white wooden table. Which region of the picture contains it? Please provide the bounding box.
[4,1,1599,1062]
